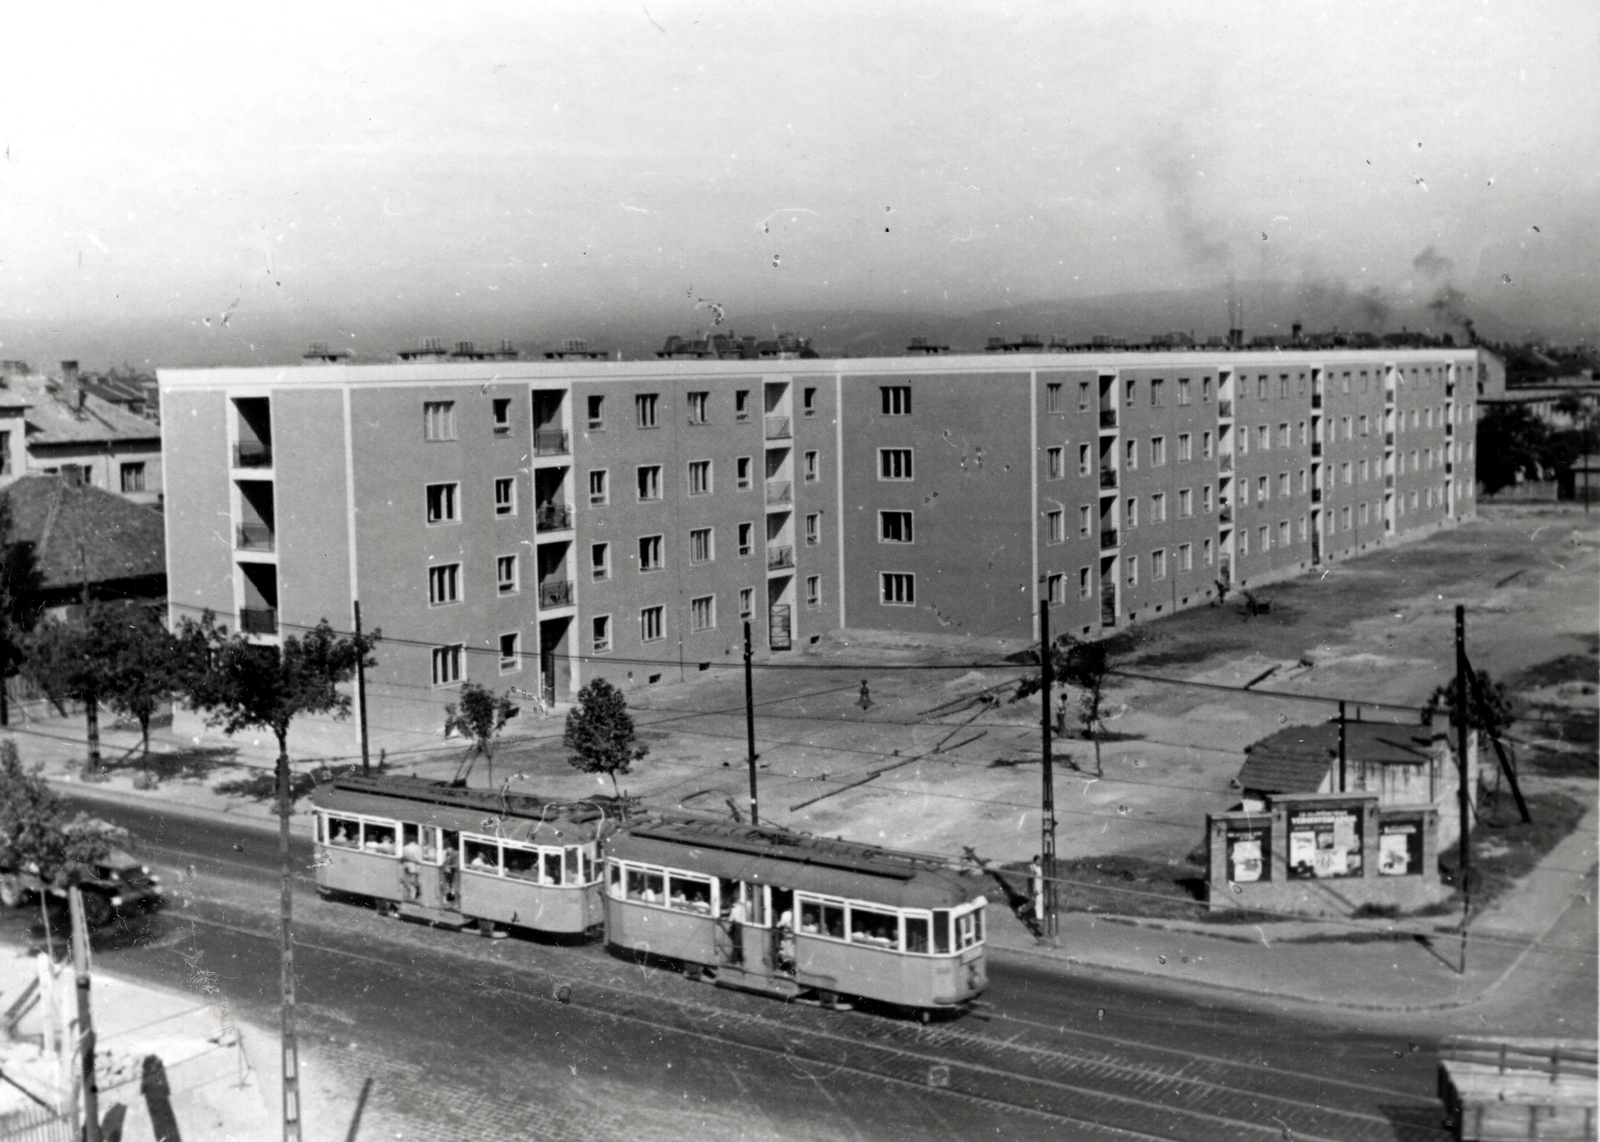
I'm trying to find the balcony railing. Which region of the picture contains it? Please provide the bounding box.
[1384,474,1394,489]
[533,428,569,456]
[236,522,275,552]
[240,606,277,635]
[1218,454,1232,472]
[1311,442,1322,458]
[1098,469,1118,489]
[767,545,794,570]
[1098,409,1118,429]
[1445,462,1454,475]
[538,579,575,609]
[1384,431,1394,446]
[1218,505,1233,523]
[1311,488,1322,503]
[766,480,792,506]
[1445,423,1453,436]
[1099,528,1118,550]
[536,502,573,531]
[234,441,273,468]
[1217,400,1233,419]
[764,416,791,440]
[1311,394,1322,410]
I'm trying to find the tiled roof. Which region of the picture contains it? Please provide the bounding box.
[0,373,160,445]
[1,475,166,588]
[1238,721,1440,794]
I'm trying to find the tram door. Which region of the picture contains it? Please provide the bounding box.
[770,887,795,975]
[403,823,448,909]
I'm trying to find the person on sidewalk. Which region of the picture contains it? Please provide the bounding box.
[1029,855,1046,931]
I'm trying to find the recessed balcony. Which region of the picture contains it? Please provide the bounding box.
[766,545,794,570]
[533,429,569,456]
[233,441,273,468]
[538,579,575,609]
[766,480,792,506]
[1099,528,1118,550]
[236,522,275,552]
[536,502,573,532]
[764,416,791,441]
[240,607,277,635]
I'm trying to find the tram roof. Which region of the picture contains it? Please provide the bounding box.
[309,775,612,844]
[608,814,986,910]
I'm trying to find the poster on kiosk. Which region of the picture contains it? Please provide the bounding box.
[1287,806,1362,880]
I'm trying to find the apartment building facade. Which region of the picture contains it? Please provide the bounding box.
[159,347,1478,749]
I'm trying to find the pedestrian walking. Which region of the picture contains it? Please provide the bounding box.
[858,680,872,710]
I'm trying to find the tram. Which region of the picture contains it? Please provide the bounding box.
[604,814,989,1016]
[309,775,611,935]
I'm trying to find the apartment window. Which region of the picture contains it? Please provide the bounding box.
[1297,469,1307,494]
[1046,509,1064,544]
[691,595,716,632]
[636,393,659,428]
[1279,520,1291,547]
[431,644,463,686]
[1178,488,1192,517]
[1410,450,1419,473]
[738,522,754,556]
[424,401,456,442]
[1178,433,1192,462]
[1078,567,1092,598]
[1202,430,1213,459]
[1425,408,1433,428]
[1239,529,1249,556]
[1298,516,1308,541]
[425,482,459,524]
[1203,538,1213,566]
[1045,383,1063,413]
[1410,409,1419,429]
[120,462,145,493]
[803,387,817,417]
[1359,414,1369,437]
[587,395,604,429]
[492,398,511,435]
[1202,377,1212,402]
[806,576,821,606]
[1125,439,1137,470]
[804,514,819,545]
[1359,459,1369,483]
[1046,447,1063,480]
[1126,554,1139,585]
[1297,421,1308,446]
[590,543,609,581]
[1046,573,1063,605]
[1238,427,1248,455]
[1079,504,1092,537]
[880,386,912,415]
[735,390,750,420]
[639,535,663,571]
[1277,423,1289,449]
[494,477,516,516]
[428,563,461,606]
[1257,377,1268,400]
[1278,472,1290,498]
[1341,462,1352,486]
[592,615,612,653]
[1125,497,1138,528]
[499,632,520,674]
[1125,379,1136,407]
[1257,425,1270,451]
[1343,416,1353,441]
[637,465,662,500]
[1341,506,1352,531]
[1279,376,1290,400]
[1150,379,1164,406]
[1240,479,1250,506]
[1258,525,1270,550]
[1257,475,1269,502]
[1151,492,1166,522]
[1360,502,1370,526]
[688,460,712,496]
[1203,484,1213,513]
[878,448,913,480]
[1178,543,1193,571]
[640,606,664,642]
[804,451,818,482]
[739,588,753,618]
[589,470,608,505]
[1078,444,1091,476]
[1178,378,1191,406]
[496,555,518,595]
[880,573,915,605]
[1078,381,1090,410]
[687,391,709,425]
[880,511,913,543]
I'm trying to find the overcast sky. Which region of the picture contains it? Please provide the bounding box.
[1,0,1594,363]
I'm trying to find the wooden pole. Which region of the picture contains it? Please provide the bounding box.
[353,601,370,774]
[1455,605,1471,973]
[68,887,99,1142]
[1039,600,1058,944]
[1338,701,1347,792]
[277,742,302,1141]
[743,621,758,826]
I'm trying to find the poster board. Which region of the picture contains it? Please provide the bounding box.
[1378,816,1423,876]
[1225,821,1270,883]
[1287,805,1362,880]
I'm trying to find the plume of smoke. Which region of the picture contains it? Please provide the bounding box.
[1146,134,1233,274]
[1299,279,1391,332]
[1412,246,1477,343]
[1412,246,1454,278]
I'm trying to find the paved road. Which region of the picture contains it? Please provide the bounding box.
[3,794,1458,1142]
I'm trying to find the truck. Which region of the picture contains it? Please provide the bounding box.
[0,847,165,927]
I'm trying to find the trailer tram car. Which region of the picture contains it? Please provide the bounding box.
[310,775,610,935]
[604,815,989,1016]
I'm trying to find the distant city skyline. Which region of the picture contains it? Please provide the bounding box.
[0,0,1594,370]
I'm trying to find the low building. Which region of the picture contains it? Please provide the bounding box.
[0,362,163,505]
[1559,454,1600,503]
[0,474,166,614]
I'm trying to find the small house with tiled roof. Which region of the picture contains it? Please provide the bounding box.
[1238,719,1480,849]
[0,362,163,506]
[0,474,166,614]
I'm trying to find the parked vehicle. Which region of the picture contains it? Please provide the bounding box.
[0,848,165,927]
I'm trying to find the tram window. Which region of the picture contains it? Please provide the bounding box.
[800,900,823,935]
[609,862,622,893]
[718,878,741,918]
[973,906,984,944]
[668,875,713,914]
[933,910,951,954]
[904,915,930,954]
[326,817,360,847]
[848,906,899,950]
[543,851,563,885]
[627,868,664,903]
[421,827,442,864]
[955,910,980,950]
[503,846,539,881]
[464,839,500,873]
[823,904,845,940]
[745,884,768,925]
[584,849,597,884]
[363,822,398,855]
[565,848,580,884]
[402,823,419,856]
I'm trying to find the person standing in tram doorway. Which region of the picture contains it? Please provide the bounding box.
[400,836,422,902]
[1029,855,1045,931]
[725,894,746,966]
[441,835,460,906]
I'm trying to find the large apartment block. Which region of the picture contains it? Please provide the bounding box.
[159,347,1480,748]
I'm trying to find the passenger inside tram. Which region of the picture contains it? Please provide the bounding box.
[626,869,665,903]
[503,847,539,881]
[364,823,397,854]
[849,906,900,950]
[668,876,712,914]
[327,820,357,847]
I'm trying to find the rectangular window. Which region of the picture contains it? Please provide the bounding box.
[120,462,145,493]
[1046,509,1064,544]
[1150,379,1164,406]
[1126,497,1138,528]
[739,587,753,618]
[590,543,609,580]
[1257,425,1270,451]
[589,470,608,505]
[1279,376,1290,399]
[1239,529,1249,556]
[1343,416,1353,441]
[425,482,459,524]
[636,393,659,428]
[592,615,611,653]
[637,465,662,500]
[1360,502,1370,525]
[1238,427,1248,455]
[1202,430,1213,459]
[1125,379,1136,407]
[1203,377,1212,402]
[1045,382,1063,412]
[1179,488,1192,517]
[735,390,750,420]
[1078,567,1092,598]
[1297,421,1307,446]
[804,451,818,482]
[1259,524,1270,550]
[1151,492,1166,522]
[880,572,915,605]
[737,456,752,489]
[1257,475,1269,502]
[1043,573,1063,605]
[1278,472,1290,497]
[1179,543,1192,571]
[1257,377,1268,400]
[1079,504,1092,537]
[1203,537,1213,566]
[1342,506,1352,531]
[687,391,709,424]
[1279,520,1291,546]
[499,632,520,674]
[803,387,817,416]
[496,555,518,595]
[1126,554,1139,585]
[878,448,913,480]
[1178,378,1191,405]
[1277,423,1289,448]
[587,395,604,429]
[1078,443,1091,476]
[428,563,461,606]
[738,522,754,556]
[807,575,821,606]
[424,401,456,441]
[494,477,516,516]
[1342,462,1352,485]
[1046,447,1063,480]
[639,535,663,571]
[1078,381,1090,410]
[1359,414,1369,437]
[640,606,664,642]
[805,513,819,545]
[691,595,716,632]
[1203,484,1213,513]
[492,398,511,435]
[1178,434,1192,462]
[1359,458,1369,483]
[431,645,463,686]
[1297,469,1307,493]
[1151,437,1166,466]
[1125,439,1137,469]
[688,460,712,496]
[880,386,912,415]
[1298,516,1307,541]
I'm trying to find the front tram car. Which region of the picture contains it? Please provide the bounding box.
[604,815,988,1017]
[310,775,611,935]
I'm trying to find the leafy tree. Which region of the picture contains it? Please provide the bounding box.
[25,605,121,777]
[0,498,43,725]
[0,740,129,893]
[1425,667,1516,740]
[99,602,205,769]
[1476,404,1549,495]
[445,681,517,788]
[563,678,648,797]
[1014,634,1118,776]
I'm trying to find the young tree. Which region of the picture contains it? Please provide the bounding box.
[100,601,203,769]
[0,741,129,902]
[1015,634,1117,776]
[1476,404,1549,495]
[563,678,648,797]
[445,681,517,788]
[25,605,119,777]
[0,498,43,726]
[1425,667,1516,740]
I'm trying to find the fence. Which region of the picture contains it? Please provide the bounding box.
[0,1106,73,1142]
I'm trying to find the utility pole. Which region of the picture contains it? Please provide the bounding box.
[277,740,302,1142]
[743,621,759,826]
[1337,701,1347,793]
[353,601,370,774]
[1039,600,1059,944]
[1455,604,1471,973]
[68,887,99,1142]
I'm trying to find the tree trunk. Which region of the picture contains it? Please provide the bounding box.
[610,770,620,798]
[140,714,151,761]
[484,745,494,792]
[84,691,101,776]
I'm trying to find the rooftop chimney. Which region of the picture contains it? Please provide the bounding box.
[61,360,79,388]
